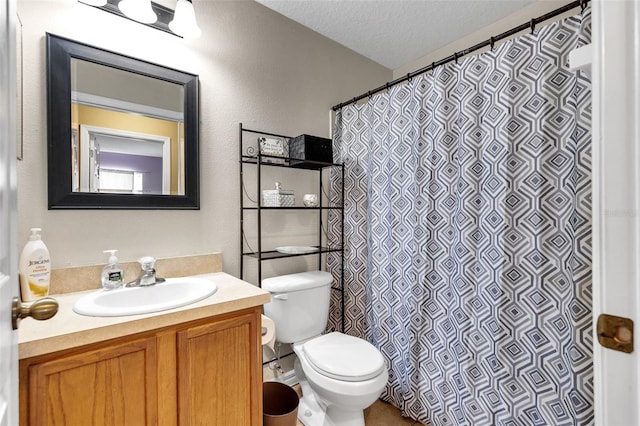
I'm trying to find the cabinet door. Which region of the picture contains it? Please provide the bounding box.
[177,308,262,426]
[25,336,158,426]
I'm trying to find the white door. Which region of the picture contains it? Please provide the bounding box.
[89,135,100,192]
[0,0,18,424]
[592,0,639,424]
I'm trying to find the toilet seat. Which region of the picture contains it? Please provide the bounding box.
[302,332,385,382]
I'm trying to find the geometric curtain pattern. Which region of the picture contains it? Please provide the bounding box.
[329,8,592,425]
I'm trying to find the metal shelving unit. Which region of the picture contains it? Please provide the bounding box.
[239,123,345,332]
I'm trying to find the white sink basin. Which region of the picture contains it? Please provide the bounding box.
[73,277,217,317]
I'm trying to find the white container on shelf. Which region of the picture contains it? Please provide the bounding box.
[262,182,295,207]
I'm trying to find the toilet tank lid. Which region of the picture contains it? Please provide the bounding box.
[262,271,333,292]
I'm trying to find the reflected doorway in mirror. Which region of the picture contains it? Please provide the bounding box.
[76,125,176,195]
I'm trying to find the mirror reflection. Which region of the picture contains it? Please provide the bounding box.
[71,59,185,195]
[46,33,199,209]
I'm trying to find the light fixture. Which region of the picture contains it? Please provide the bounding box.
[169,0,201,39]
[79,0,108,6]
[118,0,157,24]
[78,0,200,39]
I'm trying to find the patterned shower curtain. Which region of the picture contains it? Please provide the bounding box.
[328,9,592,426]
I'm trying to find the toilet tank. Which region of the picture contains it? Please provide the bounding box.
[262,271,333,344]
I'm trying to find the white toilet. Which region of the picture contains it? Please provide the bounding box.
[263,271,388,426]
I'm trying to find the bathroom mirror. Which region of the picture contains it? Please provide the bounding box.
[46,33,199,209]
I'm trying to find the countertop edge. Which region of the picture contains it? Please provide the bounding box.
[18,272,271,359]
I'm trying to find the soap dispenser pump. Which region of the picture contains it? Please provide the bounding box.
[101,250,124,290]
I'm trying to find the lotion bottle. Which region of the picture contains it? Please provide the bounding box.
[101,250,124,290]
[19,228,51,302]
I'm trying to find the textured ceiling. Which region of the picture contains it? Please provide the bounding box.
[256,0,536,70]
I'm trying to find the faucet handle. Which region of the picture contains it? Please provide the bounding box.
[138,256,156,271]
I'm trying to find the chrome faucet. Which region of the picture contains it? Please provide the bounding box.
[126,256,165,287]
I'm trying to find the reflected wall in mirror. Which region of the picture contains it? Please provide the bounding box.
[47,33,199,209]
[72,59,185,195]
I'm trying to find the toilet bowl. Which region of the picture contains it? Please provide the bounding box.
[293,333,388,426]
[262,271,388,426]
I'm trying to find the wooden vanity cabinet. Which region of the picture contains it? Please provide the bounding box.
[22,335,159,425]
[19,307,263,426]
[177,312,262,425]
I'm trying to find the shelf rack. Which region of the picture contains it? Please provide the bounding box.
[239,123,345,332]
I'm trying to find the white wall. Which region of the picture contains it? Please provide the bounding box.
[16,0,390,277]
[393,0,571,79]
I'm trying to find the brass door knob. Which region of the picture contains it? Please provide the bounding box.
[12,296,59,330]
[597,313,634,353]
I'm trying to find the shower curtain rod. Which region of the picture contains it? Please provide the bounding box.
[332,0,589,111]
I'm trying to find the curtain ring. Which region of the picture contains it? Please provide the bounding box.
[407,73,412,82]
[530,18,536,34]
[490,36,495,51]
[385,82,390,91]
[367,90,372,99]
[454,52,458,64]
[580,0,587,12]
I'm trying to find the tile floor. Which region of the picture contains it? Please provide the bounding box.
[292,385,423,426]
[363,399,424,426]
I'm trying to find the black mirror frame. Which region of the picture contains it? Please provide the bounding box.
[46,33,199,209]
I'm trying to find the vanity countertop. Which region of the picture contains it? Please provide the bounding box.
[18,272,271,359]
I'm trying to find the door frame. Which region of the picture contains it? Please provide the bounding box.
[592,0,640,424]
[79,124,171,194]
[0,0,19,424]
